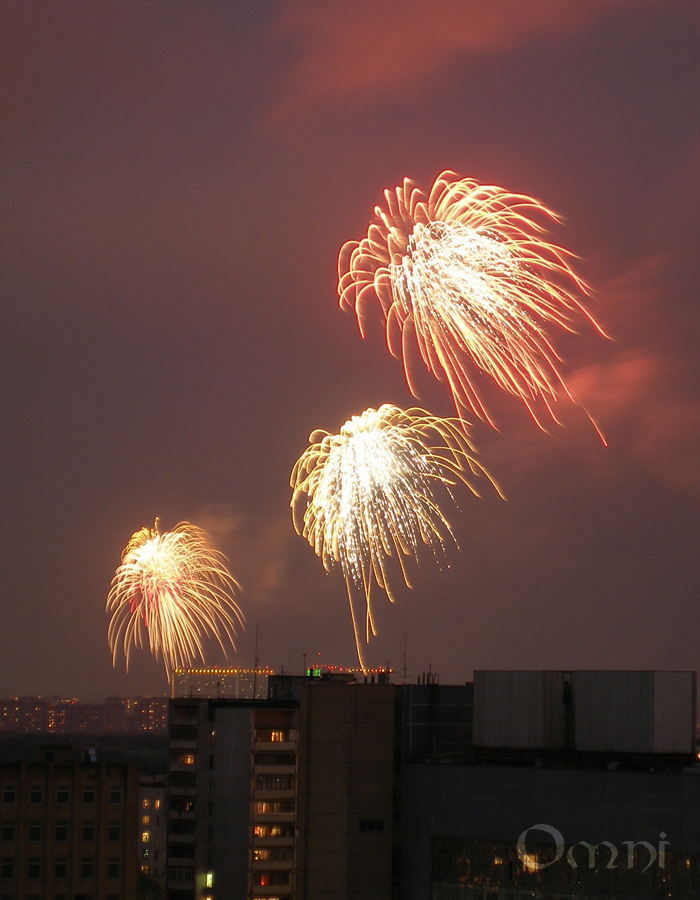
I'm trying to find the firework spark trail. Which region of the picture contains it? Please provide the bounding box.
[290,405,501,669]
[338,171,607,431]
[107,519,244,678]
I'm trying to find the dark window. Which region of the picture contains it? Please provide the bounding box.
[0,860,13,879]
[55,822,68,842]
[169,820,196,836]
[169,844,195,860]
[256,775,292,790]
[82,821,95,842]
[56,784,70,804]
[169,866,194,883]
[1,785,15,804]
[29,785,42,804]
[81,857,94,879]
[359,819,385,833]
[254,752,296,766]
[169,798,195,814]
[28,821,41,842]
[169,773,196,789]
[82,785,95,805]
[253,871,291,885]
[170,726,198,741]
[106,858,119,879]
[54,858,68,879]
[27,858,40,879]
[0,824,14,842]
[107,821,120,842]
[108,786,121,805]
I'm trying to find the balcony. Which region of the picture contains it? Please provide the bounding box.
[251,860,294,871]
[166,875,195,890]
[252,812,295,824]
[168,833,196,845]
[251,836,294,848]
[167,853,196,867]
[169,715,199,728]
[169,763,198,774]
[168,809,195,820]
[253,765,296,776]
[170,739,198,751]
[250,884,293,897]
[167,785,196,798]
[252,789,295,802]
[254,741,296,752]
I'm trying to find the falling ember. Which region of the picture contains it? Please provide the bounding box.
[106,518,244,678]
[338,171,607,430]
[290,405,501,669]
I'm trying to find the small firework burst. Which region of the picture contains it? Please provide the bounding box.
[107,519,244,678]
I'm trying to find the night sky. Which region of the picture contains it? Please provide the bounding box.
[2,0,700,700]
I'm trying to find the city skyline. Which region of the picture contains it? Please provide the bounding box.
[1,1,699,699]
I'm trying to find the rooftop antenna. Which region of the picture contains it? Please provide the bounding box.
[402,596,409,685]
[252,617,259,698]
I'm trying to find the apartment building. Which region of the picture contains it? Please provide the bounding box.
[0,745,138,899]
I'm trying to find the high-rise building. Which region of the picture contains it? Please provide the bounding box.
[171,669,274,702]
[164,670,700,900]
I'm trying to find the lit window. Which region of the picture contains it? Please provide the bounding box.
[141,865,149,875]
[142,798,150,809]
[154,799,161,810]
[142,831,150,843]
[205,872,214,888]
[142,815,150,826]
